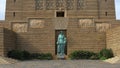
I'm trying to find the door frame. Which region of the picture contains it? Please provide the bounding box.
[55,30,67,55]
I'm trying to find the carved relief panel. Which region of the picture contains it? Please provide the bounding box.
[12,23,28,32]
[79,19,94,28]
[35,0,44,10]
[96,23,111,32]
[77,0,85,10]
[66,0,75,10]
[35,0,86,10]
[53,18,68,29]
[46,0,55,10]
[29,19,45,28]
[56,0,65,10]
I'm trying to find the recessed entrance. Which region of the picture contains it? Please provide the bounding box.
[55,30,67,55]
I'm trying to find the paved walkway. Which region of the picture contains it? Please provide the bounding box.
[0,60,120,68]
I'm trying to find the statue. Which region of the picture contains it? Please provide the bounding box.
[57,31,66,58]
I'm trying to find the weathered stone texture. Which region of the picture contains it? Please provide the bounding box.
[106,27,120,56]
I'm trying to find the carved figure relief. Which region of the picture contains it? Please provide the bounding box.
[79,19,94,28]
[96,23,111,32]
[30,19,44,28]
[13,23,28,32]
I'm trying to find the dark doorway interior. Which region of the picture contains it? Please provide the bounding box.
[56,11,64,17]
[55,30,67,55]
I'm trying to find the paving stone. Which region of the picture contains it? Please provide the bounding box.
[0,60,120,68]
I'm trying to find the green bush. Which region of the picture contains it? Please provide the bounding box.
[31,53,53,60]
[31,53,41,59]
[90,53,99,60]
[7,50,25,60]
[98,48,114,60]
[22,50,31,60]
[43,53,53,60]
[7,50,53,60]
[69,50,97,60]
[100,56,107,60]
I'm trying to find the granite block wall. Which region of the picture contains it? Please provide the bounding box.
[106,26,120,56]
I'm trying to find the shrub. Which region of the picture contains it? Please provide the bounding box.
[100,56,107,60]
[98,48,114,60]
[69,50,97,60]
[90,53,99,60]
[31,53,53,60]
[31,53,41,59]
[7,50,53,60]
[22,50,31,60]
[7,50,24,60]
[42,53,53,60]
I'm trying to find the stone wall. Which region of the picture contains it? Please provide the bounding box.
[9,18,107,56]
[67,19,106,54]
[4,29,16,56]
[0,28,15,56]
[15,19,55,55]
[106,26,120,56]
[0,28,4,56]
[5,0,115,22]
[16,31,55,54]
[0,0,119,58]
[67,32,106,54]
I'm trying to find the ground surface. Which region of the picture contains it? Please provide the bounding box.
[0,60,120,68]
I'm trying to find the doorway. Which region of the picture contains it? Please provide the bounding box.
[55,30,67,55]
